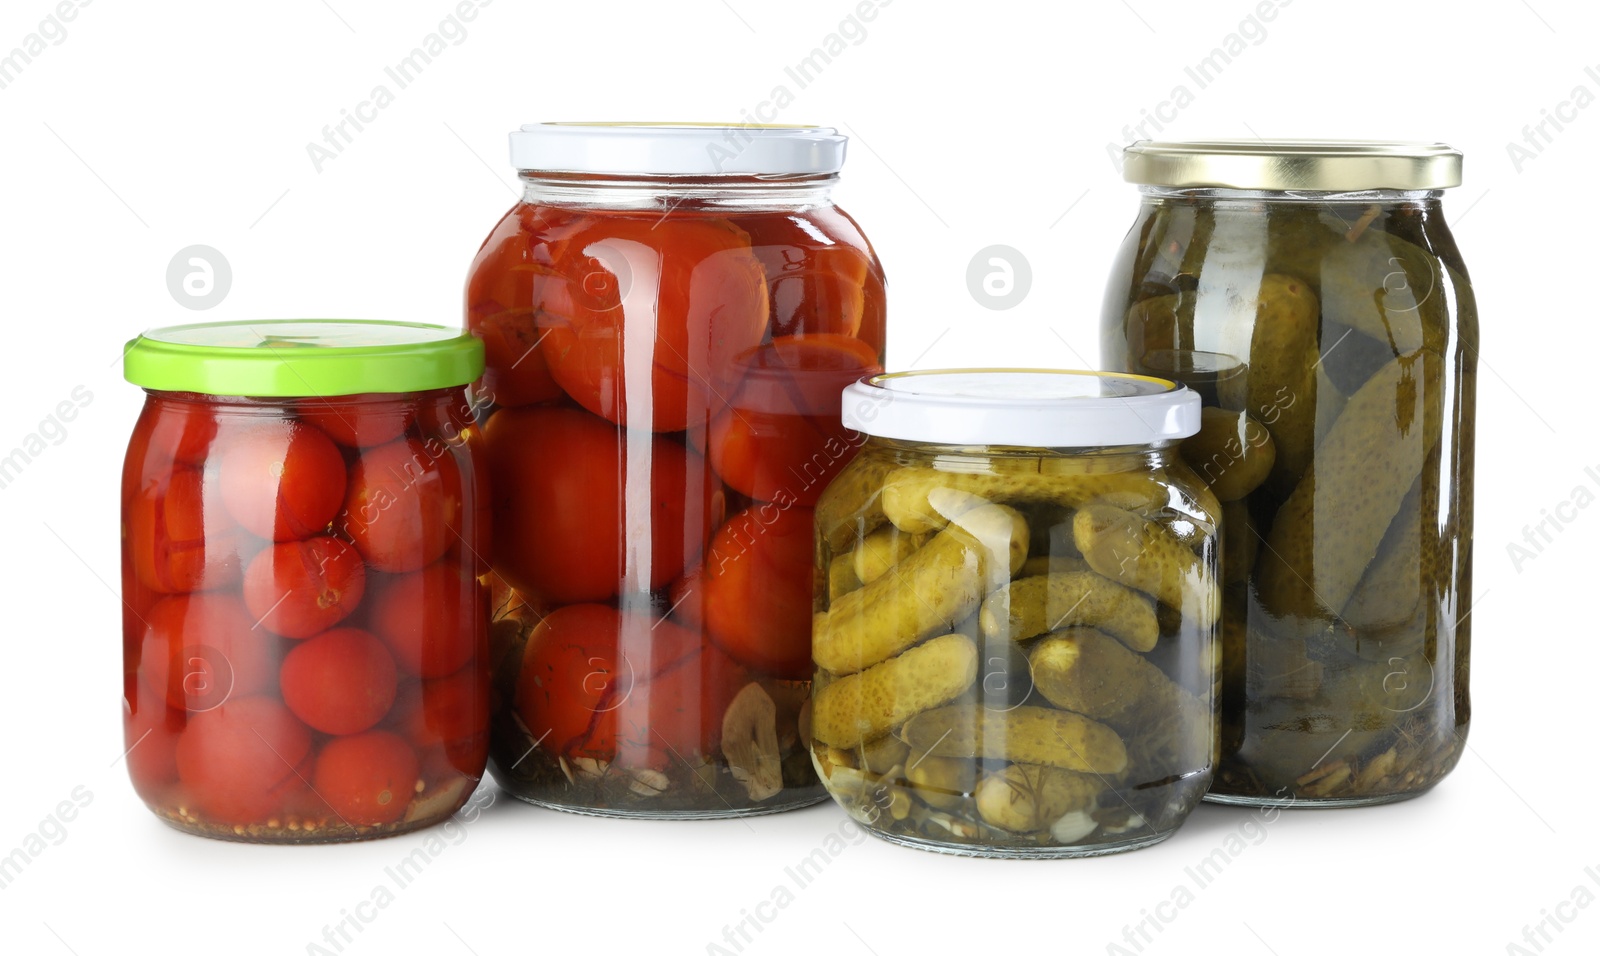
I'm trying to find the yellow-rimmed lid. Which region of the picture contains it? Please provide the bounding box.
[1122,139,1462,191]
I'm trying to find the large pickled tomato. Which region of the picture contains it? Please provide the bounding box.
[533,215,769,432]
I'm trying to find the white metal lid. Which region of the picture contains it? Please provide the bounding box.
[841,369,1201,448]
[508,123,848,176]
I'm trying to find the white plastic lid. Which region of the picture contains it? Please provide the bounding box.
[508,123,847,176]
[841,369,1201,448]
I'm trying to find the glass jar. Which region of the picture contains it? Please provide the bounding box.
[1101,141,1477,806]
[810,370,1216,857]
[467,123,886,817]
[121,320,491,842]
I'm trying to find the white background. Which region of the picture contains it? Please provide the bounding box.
[0,0,1592,954]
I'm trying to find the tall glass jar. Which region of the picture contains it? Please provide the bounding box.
[121,321,491,842]
[811,370,1218,856]
[1100,141,1477,806]
[466,123,886,817]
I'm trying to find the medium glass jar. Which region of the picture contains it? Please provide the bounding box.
[466,123,886,817]
[811,370,1217,857]
[121,320,491,842]
[1101,141,1477,806]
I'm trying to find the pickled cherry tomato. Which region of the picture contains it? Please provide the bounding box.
[139,593,276,711]
[399,666,489,774]
[126,466,243,593]
[632,638,750,758]
[123,696,183,788]
[368,564,483,678]
[693,504,816,680]
[739,211,877,339]
[242,536,366,639]
[515,604,633,759]
[534,214,769,431]
[341,439,464,572]
[466,212,566,408]
[218,421,346,541]
[299,397,411,448]
[278,628,398,734]
[141,399,219,466]
[176,697,312,823]
[313,731,419,826]
[707,335,881,506]
[485,406,722,604]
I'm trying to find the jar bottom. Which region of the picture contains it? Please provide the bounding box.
[1203,784,1436,810]
[510,790,829,820]
[152,809,456,845]
[862,824,1177,860]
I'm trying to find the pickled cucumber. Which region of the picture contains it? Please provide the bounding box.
[881,467,1169,535]
[1074,504,1219,627]
[975,763,1103,834]
[1179,407,1276,501]
[978,570,1159,652]
[1342,478,1427,630]
[1257,352,1443,626]
[811,634,979,748]
[899,704,1129,775]
[814,502,1028,674]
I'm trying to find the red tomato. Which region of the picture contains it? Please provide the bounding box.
[298,396,411,448]
[466,208,567,408]
[515,604,726,767]
[739,211,879,339]
[626,636,751,760]
[367,564,484,678]
[400,665,489,776]
[123,694,183,789]
[242,536,366,639]
[218,421,346,541]
[340,438,464,572]
[695,504,816,680]
[139,593,276,712]
[142,398,219,466]
[312,731,419,827]
[484,406,722,604]
[176,697,312,824]
[534,214,769,431]
[279,628,398,734]
[126,466,244,593]
[707,335,881,506]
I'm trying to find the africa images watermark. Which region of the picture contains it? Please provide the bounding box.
[1505,66,1600,174]
[0,0,95,94]
[304,784,496,955]
[1505,464,1600,573]
[1103,790,1296,955]
[706,0,894,171]
[304,0,496,173]
[1103,0,1295,172]
[1503,865,1600,954]
[0,385,93,492]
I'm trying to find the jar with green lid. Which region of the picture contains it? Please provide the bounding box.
[120,320,491,842]
[1100,141,1477,806]
[810,369,1217,857]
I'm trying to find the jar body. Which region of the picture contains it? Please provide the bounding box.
[121,388,491,842]
[810,438,1217,857]
[1100,188,1477,805]
[468,176,886,817]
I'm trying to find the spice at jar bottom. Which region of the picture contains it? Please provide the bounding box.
[810,369,1218,858]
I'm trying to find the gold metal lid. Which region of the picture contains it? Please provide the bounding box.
[1122,140,1462,191]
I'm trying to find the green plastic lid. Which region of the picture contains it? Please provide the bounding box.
[123,320,485,397]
